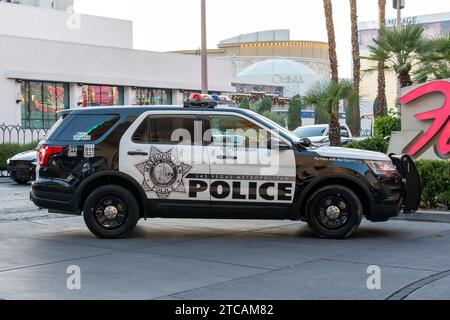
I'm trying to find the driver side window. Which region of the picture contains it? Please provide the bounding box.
[207,115,271,149]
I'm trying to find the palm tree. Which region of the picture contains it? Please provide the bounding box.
[366,24,427,88]
[374,0,387,117]
[323,0,341,146]
[414,34,450,83]
[349,0,361,136]
[304,80,359,136]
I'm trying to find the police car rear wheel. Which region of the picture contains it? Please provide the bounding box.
[83,185,139,239]
[306,185,362,239]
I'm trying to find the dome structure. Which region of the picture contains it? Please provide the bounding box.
[234,59,324,97]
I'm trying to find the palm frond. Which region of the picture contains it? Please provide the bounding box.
[304,79,359,117]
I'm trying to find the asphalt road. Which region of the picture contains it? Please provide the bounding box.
[1,178,450,300]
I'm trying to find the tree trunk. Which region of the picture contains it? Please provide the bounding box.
[375,0,387,117]
[350,0,361,137]
[329,113,341,147]
[323,0,341,146]
[399,72,413,88]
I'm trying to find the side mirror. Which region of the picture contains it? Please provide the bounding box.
[299,137,312,147]
[271,137,291,150]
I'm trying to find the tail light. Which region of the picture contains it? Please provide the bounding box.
[39,145,64,167]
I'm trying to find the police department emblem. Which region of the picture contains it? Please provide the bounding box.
[135,147,192,199]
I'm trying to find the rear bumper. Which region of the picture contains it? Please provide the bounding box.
[30,180,78,215]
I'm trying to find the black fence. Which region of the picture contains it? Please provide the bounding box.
[0,123,49,145]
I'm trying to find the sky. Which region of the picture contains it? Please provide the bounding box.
[74,0,450,78]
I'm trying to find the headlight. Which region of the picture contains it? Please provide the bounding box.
[366,160,398,175]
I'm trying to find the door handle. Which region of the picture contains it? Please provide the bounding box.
[217,155,238,160]
[128,151,149,156]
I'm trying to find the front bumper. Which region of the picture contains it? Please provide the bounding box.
[389,154,421,214]
[367,154,421,222]
[7,165,35,181]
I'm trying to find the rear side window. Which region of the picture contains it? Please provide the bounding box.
[132,116,197,145]
[54,114,119,141]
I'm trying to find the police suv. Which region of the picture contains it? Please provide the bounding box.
[30,94,421,239]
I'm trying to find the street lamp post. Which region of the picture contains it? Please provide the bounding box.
[200,0,208,94]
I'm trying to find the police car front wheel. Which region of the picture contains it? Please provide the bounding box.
[83,185,139,239]
[306,185,363,239]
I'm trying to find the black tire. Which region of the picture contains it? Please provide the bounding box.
[14,179,30,185]
[83,185,140,239]
[306,185,362,239]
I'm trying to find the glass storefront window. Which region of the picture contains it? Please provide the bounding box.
[135,88,172,105]
[20,81,69,128]
[82,85,124,107]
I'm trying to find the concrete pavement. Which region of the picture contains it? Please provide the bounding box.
[1,179,450,300]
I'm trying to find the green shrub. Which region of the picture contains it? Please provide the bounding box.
[262,111,286,127]
[374,115,401,137]
[346,136,389,153]
[255,97,273,114]
[346,115,400,153]
[0,143,37,170]
[239,97,250,110]
[287,95,302,130]
[415,160,450,209]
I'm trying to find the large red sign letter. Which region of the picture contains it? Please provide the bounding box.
[400,81,450,156]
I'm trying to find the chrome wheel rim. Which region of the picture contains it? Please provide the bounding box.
[94,197,128,230]
[317,195,350,230]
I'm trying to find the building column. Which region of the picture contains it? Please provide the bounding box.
[172,90,184,105]
[69,83,83,109]
[124,86,136,105]
[11,80,22,125]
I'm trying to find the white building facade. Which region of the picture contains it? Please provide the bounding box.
[0,1,233,128]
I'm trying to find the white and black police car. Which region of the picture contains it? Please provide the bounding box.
[30,94,421,239]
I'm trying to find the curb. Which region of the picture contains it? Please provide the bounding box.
[394,211,450,224]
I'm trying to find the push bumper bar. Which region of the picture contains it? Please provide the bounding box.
[389,154,421,214]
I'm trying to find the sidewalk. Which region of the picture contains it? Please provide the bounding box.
[395,211,450,224]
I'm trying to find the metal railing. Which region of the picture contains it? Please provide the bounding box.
[359,129,372,137]
[0,123,49,145]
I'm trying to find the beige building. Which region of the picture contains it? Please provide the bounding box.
[358,12,450,111]
[0,1,233,128]
[174,30,330,78]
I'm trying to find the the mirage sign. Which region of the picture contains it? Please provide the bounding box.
[389,80,450,160]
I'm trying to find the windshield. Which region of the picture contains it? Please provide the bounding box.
[294,126,327,138]
[244,109,301,142]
